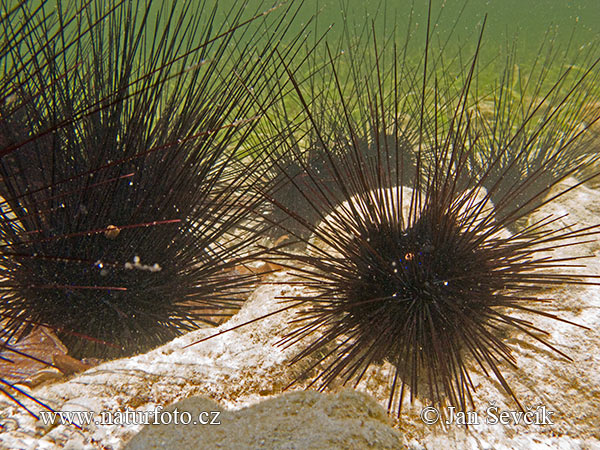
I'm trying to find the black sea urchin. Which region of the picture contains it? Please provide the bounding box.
[0,0,296,360]
[256,9,600,416]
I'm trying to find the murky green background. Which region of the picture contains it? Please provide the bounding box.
[4,0,599,104]
[214,0,600,54]
[8,1,598,67]
[201,0,600,92]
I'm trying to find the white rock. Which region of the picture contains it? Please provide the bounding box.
[125,390,402,450]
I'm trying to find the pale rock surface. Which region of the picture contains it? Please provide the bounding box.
[0,178,599,449]
[0,278,310,450]
[124,389,402,450]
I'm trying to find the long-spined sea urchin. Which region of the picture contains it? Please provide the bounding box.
[0,0,298,363]
[203,3,600,418]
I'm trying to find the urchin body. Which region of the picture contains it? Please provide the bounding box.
[260,8,600,416]
[0,102,246,359]
[296,177,553,406]
[0,0,279,360]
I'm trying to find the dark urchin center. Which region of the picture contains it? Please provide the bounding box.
[341,210,506,368]
[8,222,198,358]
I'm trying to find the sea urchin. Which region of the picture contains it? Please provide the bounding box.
[253,7,600,417]
[0,0,292,361]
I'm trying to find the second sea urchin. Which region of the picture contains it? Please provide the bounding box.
[256,7,600,416]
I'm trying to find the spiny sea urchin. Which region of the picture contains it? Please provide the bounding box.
[0,0,296,362]
[254,6,600,416]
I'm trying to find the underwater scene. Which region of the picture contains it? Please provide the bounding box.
[1,0,599,448]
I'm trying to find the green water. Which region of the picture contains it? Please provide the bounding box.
[5,0,599,59]
[7,0,598,77]
[211,0,600,55]
[204,0,600,97]
[4,0,599,126]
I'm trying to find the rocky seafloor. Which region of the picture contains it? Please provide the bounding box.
[0,177,599,450]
